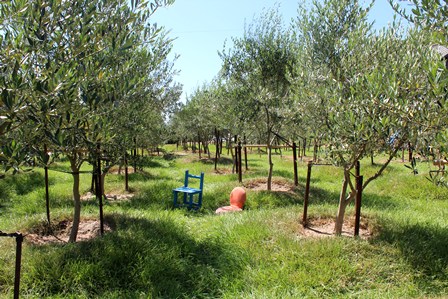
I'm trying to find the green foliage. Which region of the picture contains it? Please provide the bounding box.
[1,0,181,241]
[219,6,298,139]
[404,157,419,175]
[390,0,448,31]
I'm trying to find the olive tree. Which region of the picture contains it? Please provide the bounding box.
[220,8,298,190]
[1,0,175,242]
[295,0,437,234]
[391,0,448,165]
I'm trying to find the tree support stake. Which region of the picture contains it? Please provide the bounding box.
[0,232,23,299]
[97,144,104,236]
[303,161,312,227]
[293,142,298,186]
[354,161,363,237]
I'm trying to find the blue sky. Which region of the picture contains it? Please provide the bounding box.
[151,0,408,101]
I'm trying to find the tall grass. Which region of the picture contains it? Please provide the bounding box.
[0,147,447,298]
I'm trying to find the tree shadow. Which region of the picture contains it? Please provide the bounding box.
[121,182,219,217]
[295,181,399,211]
[244,161,264,169]
[25,214,245,298]
[0,171,75,213]
[162,152,178,160]
[0,171,45,198]
[373,222,448,293]
[306,185,339,205]
[117,170,399,214]
[272,169,294,181]
[200,157,234,166]
[246,189,302,209]
[118,181,175,210]
[361,192,400,210]
[139,156,168,168]
[127,170,156,182]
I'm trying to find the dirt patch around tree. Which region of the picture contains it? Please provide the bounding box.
[298,216,374,240]
[213,168,233,175]
[26,219,112,245]
[81,191,134,201]
[107,166,137,175]
[244,177,296,193]
[104,192,134,201]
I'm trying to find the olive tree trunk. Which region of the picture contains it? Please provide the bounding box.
[69,157,81,243]
[334,169,356,235]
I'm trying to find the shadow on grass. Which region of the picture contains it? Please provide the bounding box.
[118,181,175,211]
[140,156,168,168]
[117,181,225,216]
[106,170,174,184]
[247,189,302,209]
[200,157,234,166]
[127,170,156,182]
[0,171,45,198]
[244,161,264,169]
[118,170,400,215]
[272,169,294,181]
[126,156,173,170]
[375,222,448,293]
[361,192,400,210]
[24,214,244,298]
[293,181,399,211]
[0,171,47,215]
[47,163,79,175]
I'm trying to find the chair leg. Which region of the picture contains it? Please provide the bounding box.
[197,192,203,209]
[173,191,178,207]
[188,193,194,209]
[173,191,203,210]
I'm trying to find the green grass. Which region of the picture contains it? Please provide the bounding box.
[0,147,448,298]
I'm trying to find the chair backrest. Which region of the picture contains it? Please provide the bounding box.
[184,170,204,190]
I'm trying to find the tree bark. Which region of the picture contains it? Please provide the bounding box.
[101,172,107,199]
[313,138,318,162]
[198,131,201,159]
[69,157,81,243]
[334,170,355,235]
[125,152,129,192]
[90,171,96,193]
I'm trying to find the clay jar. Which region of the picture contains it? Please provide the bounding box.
[215,187,246,214]
[229,187,246,208]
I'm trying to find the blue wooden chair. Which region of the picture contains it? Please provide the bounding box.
[173,170,204,210]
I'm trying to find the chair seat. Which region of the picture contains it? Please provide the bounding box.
[173,187,202,194]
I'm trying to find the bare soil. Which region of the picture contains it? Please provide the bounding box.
[108,166,137,175]
[243,178,372,239]
[81,191,134,201]
[244,177,296,193]
[104,192,134,201]
[298,216,373,240]
[213,168,233,175]
[25,216,372,246]
[26,219,111,245]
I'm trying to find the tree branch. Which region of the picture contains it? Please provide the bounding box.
[363,140,405,189]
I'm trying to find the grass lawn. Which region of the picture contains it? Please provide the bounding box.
[0,145,447,298]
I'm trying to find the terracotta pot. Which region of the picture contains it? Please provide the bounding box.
[229,187,246,209]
